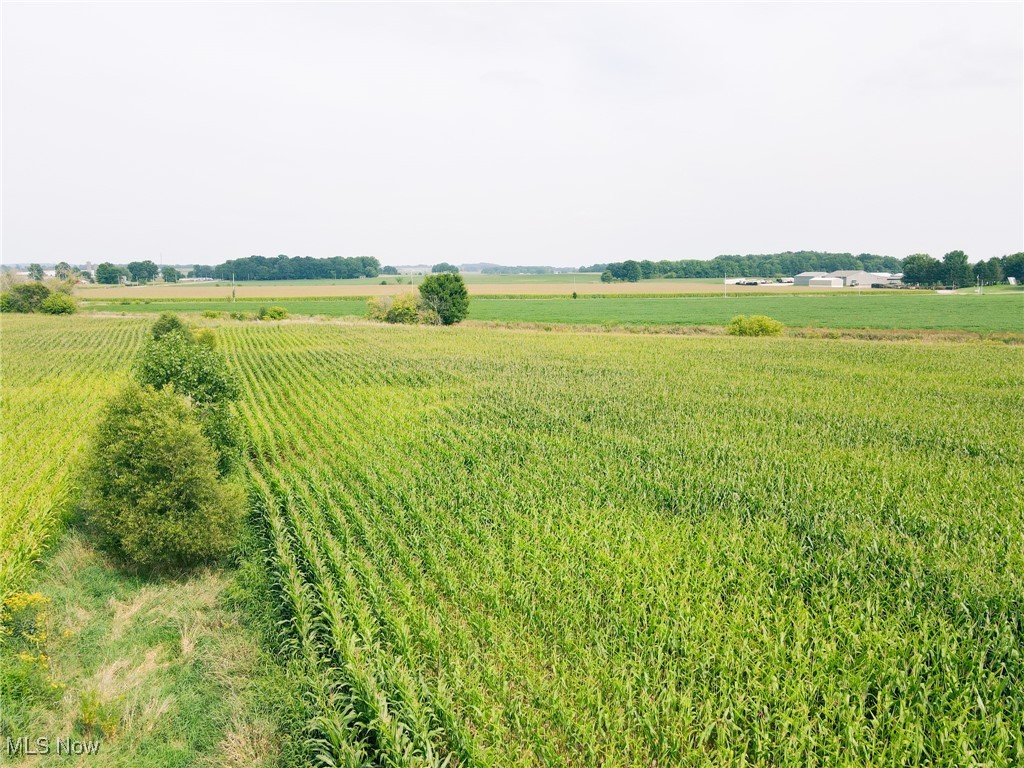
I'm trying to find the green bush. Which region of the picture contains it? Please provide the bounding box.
[367,293,438,324]
[726,314,784,337]
[258,306,289,320]
[419,273,469,325]
[39,293,77,315]
[0,283,52,313]
[229,311,256,321]
[136,329,240,406]
[81,383,244,570]
[201,310,222,319]
[152,312,194,341]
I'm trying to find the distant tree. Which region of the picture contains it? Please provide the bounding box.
[942,250,972,288]
[419,273,469,325]
[973,258,1003,285]
[621,260,643,282]
[600,270,614,283]
[901,254,942,286]
[27,264,44,281]
[1,282,52,313]
[81,382,243,571]
[192,264,215,279]
[54,262,73,280]
[79,270,93,283]
[162,266,181,283]
[431,262,460,274]
[381,265,399,275]
[127,260,160,283]
[1002,253,1024,282]
[95,263,127,284]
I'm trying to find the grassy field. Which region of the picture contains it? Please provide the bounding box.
[81,291,1024,333]
[4,315,1022,766]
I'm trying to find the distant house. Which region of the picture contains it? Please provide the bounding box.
[808,276,843,288]
[794,271,827,286]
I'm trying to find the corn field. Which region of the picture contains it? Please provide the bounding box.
[0,316,146,600]
[221,322,1023,767]
[3,316,1022,765]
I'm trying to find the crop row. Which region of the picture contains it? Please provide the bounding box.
[218,323,1023,766]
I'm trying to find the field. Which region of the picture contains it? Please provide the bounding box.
[3,315,1022,766]
[80,291,1024,333]
[0,317,146,599]
[75,277,820,300]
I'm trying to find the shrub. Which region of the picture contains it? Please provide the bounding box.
[229,311,256,321]
[81,383,243,570]
[152,312,194,341]
[419,273,469,325]
[0,283,52,313]
[726,314,784,337]
[39,293,77,315]
[201,310,222,319]
[258,306,288,321]
[136,329,240,406]
[367,293,437,324]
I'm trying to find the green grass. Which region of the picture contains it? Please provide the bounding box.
[0,533,301,767]
[83,292,1024,333]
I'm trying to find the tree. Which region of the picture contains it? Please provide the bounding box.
[54,262,73,280]
[600,270,614,283]
[136,325,240,407]
[1002,253,1024,282]
[381,265,399,275]
[27,264,44,281]
[942,250,972,288]
[419,273,469,325]
[901,254,942,286]
[81,383,243,571]
[95,262,128,284]
[162,266,181,283]
[127,260,160,283]
[0,282,52,313]
[621,260,643,282]
[973,258,1003,285]
[431,262,460,274]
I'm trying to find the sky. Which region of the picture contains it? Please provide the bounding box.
[2,2,1021,267]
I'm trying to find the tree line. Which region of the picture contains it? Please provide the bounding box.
[211,254,380,281]
[588,250,1024,285]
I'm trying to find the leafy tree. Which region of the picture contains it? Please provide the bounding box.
[81,383,243,570]
[600,270,614,283]
[95,263,128,284]
[54,262,73,280]
[381,265,399,275]
[621,260,643,282]
[0,282,52,313]
[192,264,215,279]
[136,327,240,406]
[419,273,469,325]
[942,250,972,288]
[901,254,942,286]
[27,264,44,281]
[431,262,460,274]
[973,258,1003,285]
[162,266,181,283]
[1002,252,1024,282]
[40,293,77,314]
[211,254,379,280]
[127,260,160,283]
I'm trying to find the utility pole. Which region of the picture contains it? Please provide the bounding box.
[232,273,236,303]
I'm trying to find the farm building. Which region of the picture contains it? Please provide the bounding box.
[827,270,887,287]
[808,276,844,288]
[794,271,828,286]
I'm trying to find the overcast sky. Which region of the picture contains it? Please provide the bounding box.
[3,2,1021,267]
